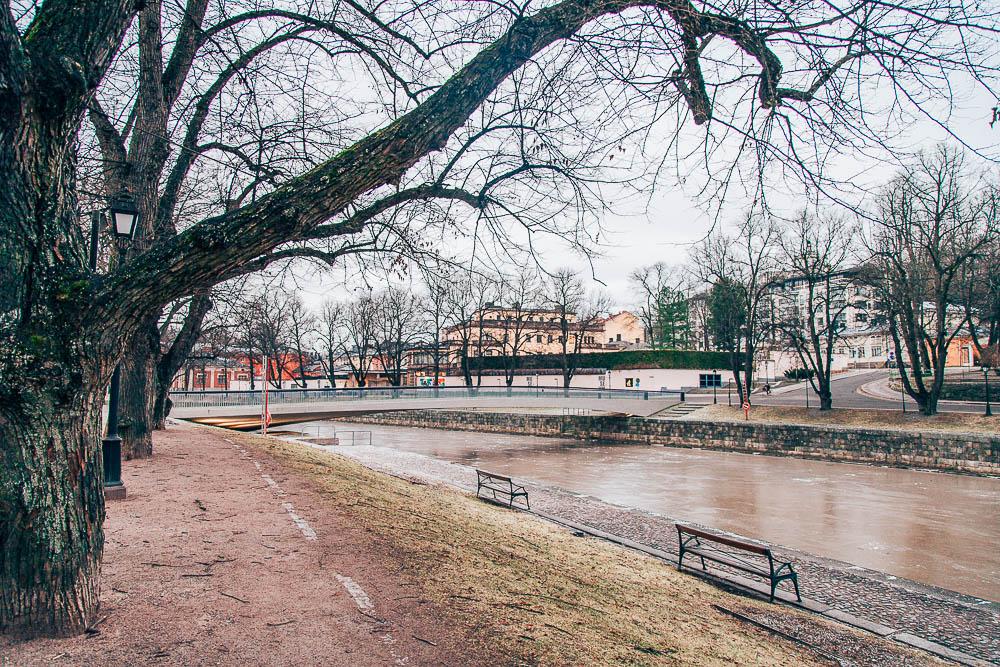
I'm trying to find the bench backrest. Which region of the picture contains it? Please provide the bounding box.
[676,524,769,556]
[477,469,513,484]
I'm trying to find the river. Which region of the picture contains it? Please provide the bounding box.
[292,420,1000,601]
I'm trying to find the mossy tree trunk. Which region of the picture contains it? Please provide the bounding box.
[0,380,107,637]
[119,314,161,459]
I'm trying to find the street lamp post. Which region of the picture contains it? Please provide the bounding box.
[900,367,906,414]
[983,366,993,417]
[92,194,140,501]
[712,369,718,404]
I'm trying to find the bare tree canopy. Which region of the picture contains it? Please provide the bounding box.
[1,0,999,639]
[868,145,999,415]
[546,268,611,387]
[694,213,778,404]
[771,211,860,410]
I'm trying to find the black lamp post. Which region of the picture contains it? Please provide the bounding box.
[92,193,139,500]
[712,369,718,404]
[983,365,993,417]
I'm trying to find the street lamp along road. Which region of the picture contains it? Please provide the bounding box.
[94,192,139,500]
[983,364,993,418]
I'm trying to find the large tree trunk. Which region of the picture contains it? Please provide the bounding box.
[0,379,107,638]
[120,314,160,459]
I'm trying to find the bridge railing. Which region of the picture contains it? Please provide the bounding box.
[168,385,685,408]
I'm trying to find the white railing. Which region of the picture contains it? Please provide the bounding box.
[169,385,684,408]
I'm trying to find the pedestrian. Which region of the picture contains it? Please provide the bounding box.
[763,383,771,396]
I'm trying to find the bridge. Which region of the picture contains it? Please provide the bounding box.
[169,386,685,430]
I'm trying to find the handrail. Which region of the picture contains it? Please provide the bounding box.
[168,384,685,408]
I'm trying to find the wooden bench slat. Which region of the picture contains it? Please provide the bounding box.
[677,524,769,555]
[683,547,771,578]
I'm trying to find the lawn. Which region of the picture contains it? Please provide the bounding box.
[238,432,933,666]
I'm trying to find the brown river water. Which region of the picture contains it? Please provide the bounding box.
[296,420,1000,601]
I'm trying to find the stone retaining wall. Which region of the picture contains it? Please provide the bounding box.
[344,411,1000,475]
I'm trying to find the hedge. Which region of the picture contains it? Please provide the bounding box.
[469,349,730,371]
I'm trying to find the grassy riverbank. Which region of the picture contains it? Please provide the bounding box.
[239,432,933,666]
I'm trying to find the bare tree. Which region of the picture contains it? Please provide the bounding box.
[420,270,452,389]
[317,301,343,388]
[2,0,997,639]
[492,270,543,386]
[338,294,378,388]
[445,270,499,387]
[630,263,689,348]
[546,269,610,388]
[771,212,860,410]
[957,236,1000,355]
[248,289,296,389]
[287,296,317,388]
[869,146,998,415]
[372,286,424,386]
[695,214,779,405]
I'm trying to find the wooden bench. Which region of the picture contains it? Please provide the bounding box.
[476,470,529,509]
[676,524,800,602]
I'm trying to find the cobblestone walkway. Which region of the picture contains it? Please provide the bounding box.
[319,442,1000,664]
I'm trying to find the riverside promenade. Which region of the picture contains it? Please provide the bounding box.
[2,422,937,666]
[325,437,1000,665]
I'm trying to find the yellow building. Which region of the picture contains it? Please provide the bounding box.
[441,307,644,360]
[599,311,645,348]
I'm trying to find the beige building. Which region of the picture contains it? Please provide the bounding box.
[441,306,644,360]
[599,311,645,348]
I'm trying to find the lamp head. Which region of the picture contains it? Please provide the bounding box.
[108,193,140,241]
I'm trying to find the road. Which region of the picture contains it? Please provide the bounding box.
[686,369,986,414]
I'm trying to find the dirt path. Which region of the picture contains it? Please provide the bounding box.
[2,421,492,666]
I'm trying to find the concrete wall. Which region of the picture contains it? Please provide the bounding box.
[440,368,715,391]
[345,410,1000,475]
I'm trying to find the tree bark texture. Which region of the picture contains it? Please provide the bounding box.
[119,313,160,459]
[0,379,107,638]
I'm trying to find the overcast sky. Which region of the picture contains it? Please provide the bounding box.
[290,76,998,313]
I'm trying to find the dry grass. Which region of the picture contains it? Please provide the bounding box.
[231,432,931,666]
[687,404,999,436]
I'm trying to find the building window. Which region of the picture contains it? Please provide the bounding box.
[217,372,228,385]
[548,335,554,343]
[872,346,882,357]
[856,347,866,358]
[699,373,722,388]
[536,335,542,343]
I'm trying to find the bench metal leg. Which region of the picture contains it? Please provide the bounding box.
[699,556,707,571]
[769,578,778,603]
[791,574,801,602]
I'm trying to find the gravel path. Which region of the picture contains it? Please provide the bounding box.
[1,423,498,666]
[322,441,1000,664]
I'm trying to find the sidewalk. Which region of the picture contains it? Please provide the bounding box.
[0,423,493,666]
